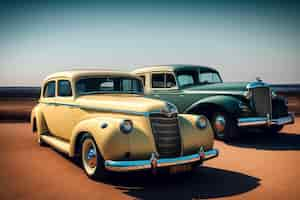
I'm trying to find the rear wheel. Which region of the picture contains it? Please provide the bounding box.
[80,134,108,180]
[211,112,239,142]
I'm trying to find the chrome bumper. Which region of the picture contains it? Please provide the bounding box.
[104,148,219,172]
[237,112,295,127]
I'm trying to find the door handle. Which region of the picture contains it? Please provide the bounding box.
[153,94,160,98]
[179,94,185,97]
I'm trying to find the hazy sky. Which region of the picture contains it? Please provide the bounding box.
[0,0,299,86]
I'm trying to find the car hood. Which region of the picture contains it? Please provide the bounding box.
[76,94,167,114]
[184,82,249,93]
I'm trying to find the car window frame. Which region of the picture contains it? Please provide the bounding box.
[57,79,73,97]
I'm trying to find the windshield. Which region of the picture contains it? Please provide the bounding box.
[76,77,144,95]
[176,70,222,88]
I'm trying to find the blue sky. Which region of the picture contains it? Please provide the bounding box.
[0,0,299,86]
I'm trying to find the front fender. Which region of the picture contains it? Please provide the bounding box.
[184,95,241,117]
[70,117,130,160]
[178,114,214,154]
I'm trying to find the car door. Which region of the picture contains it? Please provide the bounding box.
[54,79,79,140]
[40,80,59,134]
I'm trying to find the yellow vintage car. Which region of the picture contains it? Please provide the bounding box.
[31,70,218,179]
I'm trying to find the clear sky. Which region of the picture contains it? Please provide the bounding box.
[0,0,299,86]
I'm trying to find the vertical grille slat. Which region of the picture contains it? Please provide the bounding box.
[250,87,272,117]
[150,113,181,158]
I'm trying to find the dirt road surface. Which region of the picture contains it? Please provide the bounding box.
[0,119,299,200]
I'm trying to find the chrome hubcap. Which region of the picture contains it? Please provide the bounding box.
[86,147,97,168]
[214,115,226,136]
[82,139,98,173]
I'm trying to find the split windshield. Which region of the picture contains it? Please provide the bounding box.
[176,70,222,88]
[76,77,144,95]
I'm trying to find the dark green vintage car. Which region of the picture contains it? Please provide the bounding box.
[132,65,295,141]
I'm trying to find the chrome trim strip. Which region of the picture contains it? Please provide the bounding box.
[39,101,149,116]
[237,112,295,127]
[183,90,246,95]
[104,148,219,172]
[80,105,148,116]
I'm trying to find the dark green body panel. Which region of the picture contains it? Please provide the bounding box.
[148,87,247,116]
[136,65,288,121]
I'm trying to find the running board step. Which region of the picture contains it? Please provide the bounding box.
[40,135,70,155]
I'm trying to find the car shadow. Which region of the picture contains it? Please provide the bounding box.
[98,167,260,200]
[51,144,260,199]
[228,130,300,150]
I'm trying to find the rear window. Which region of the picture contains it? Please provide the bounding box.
[43,81,56,97]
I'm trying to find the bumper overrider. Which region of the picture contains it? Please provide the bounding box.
[237,112,295,127]
[104,148,219,172]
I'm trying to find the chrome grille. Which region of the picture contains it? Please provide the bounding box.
[149,113,181,158]
[250,87,272,117]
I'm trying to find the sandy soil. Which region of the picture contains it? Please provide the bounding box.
[0,118,299,200]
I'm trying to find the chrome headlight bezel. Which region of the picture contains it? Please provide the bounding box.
[196,115,208,129]
[120,120,133,134]
[162,102,178,114]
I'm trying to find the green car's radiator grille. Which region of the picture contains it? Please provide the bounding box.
[149,113,182,158]
[250,87,272,117]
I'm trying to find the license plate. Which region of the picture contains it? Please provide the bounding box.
[169,164,192,174]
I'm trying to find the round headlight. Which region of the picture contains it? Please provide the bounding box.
[166,102,178,113]
[196,116,207,129]
[120,120,133,134]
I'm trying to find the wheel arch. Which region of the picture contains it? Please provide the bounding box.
[31,105,48,134]
[69,117,124,159]
[184,95,241,119]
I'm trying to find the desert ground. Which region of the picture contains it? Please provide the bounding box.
[0,99,299,199]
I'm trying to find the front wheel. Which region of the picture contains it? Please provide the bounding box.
[211,112,239,142]
[81,134,108,180]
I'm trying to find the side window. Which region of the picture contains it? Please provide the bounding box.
[58,80,72,97]
[177,75,195,86]
[152,74,165,88]
[166,73,176,88]
[43,81,56,98]
[152,73,177,88]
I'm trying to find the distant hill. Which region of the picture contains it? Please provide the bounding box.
[272,84,300,94]
[0,87,40,98]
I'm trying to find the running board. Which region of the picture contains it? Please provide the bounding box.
[40,135,70,155]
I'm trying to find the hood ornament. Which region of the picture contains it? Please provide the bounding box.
[247,77,269,89]
[256,77,262,82]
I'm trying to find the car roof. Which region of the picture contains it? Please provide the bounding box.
[132,64,218,74]
[44,70,139,82]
